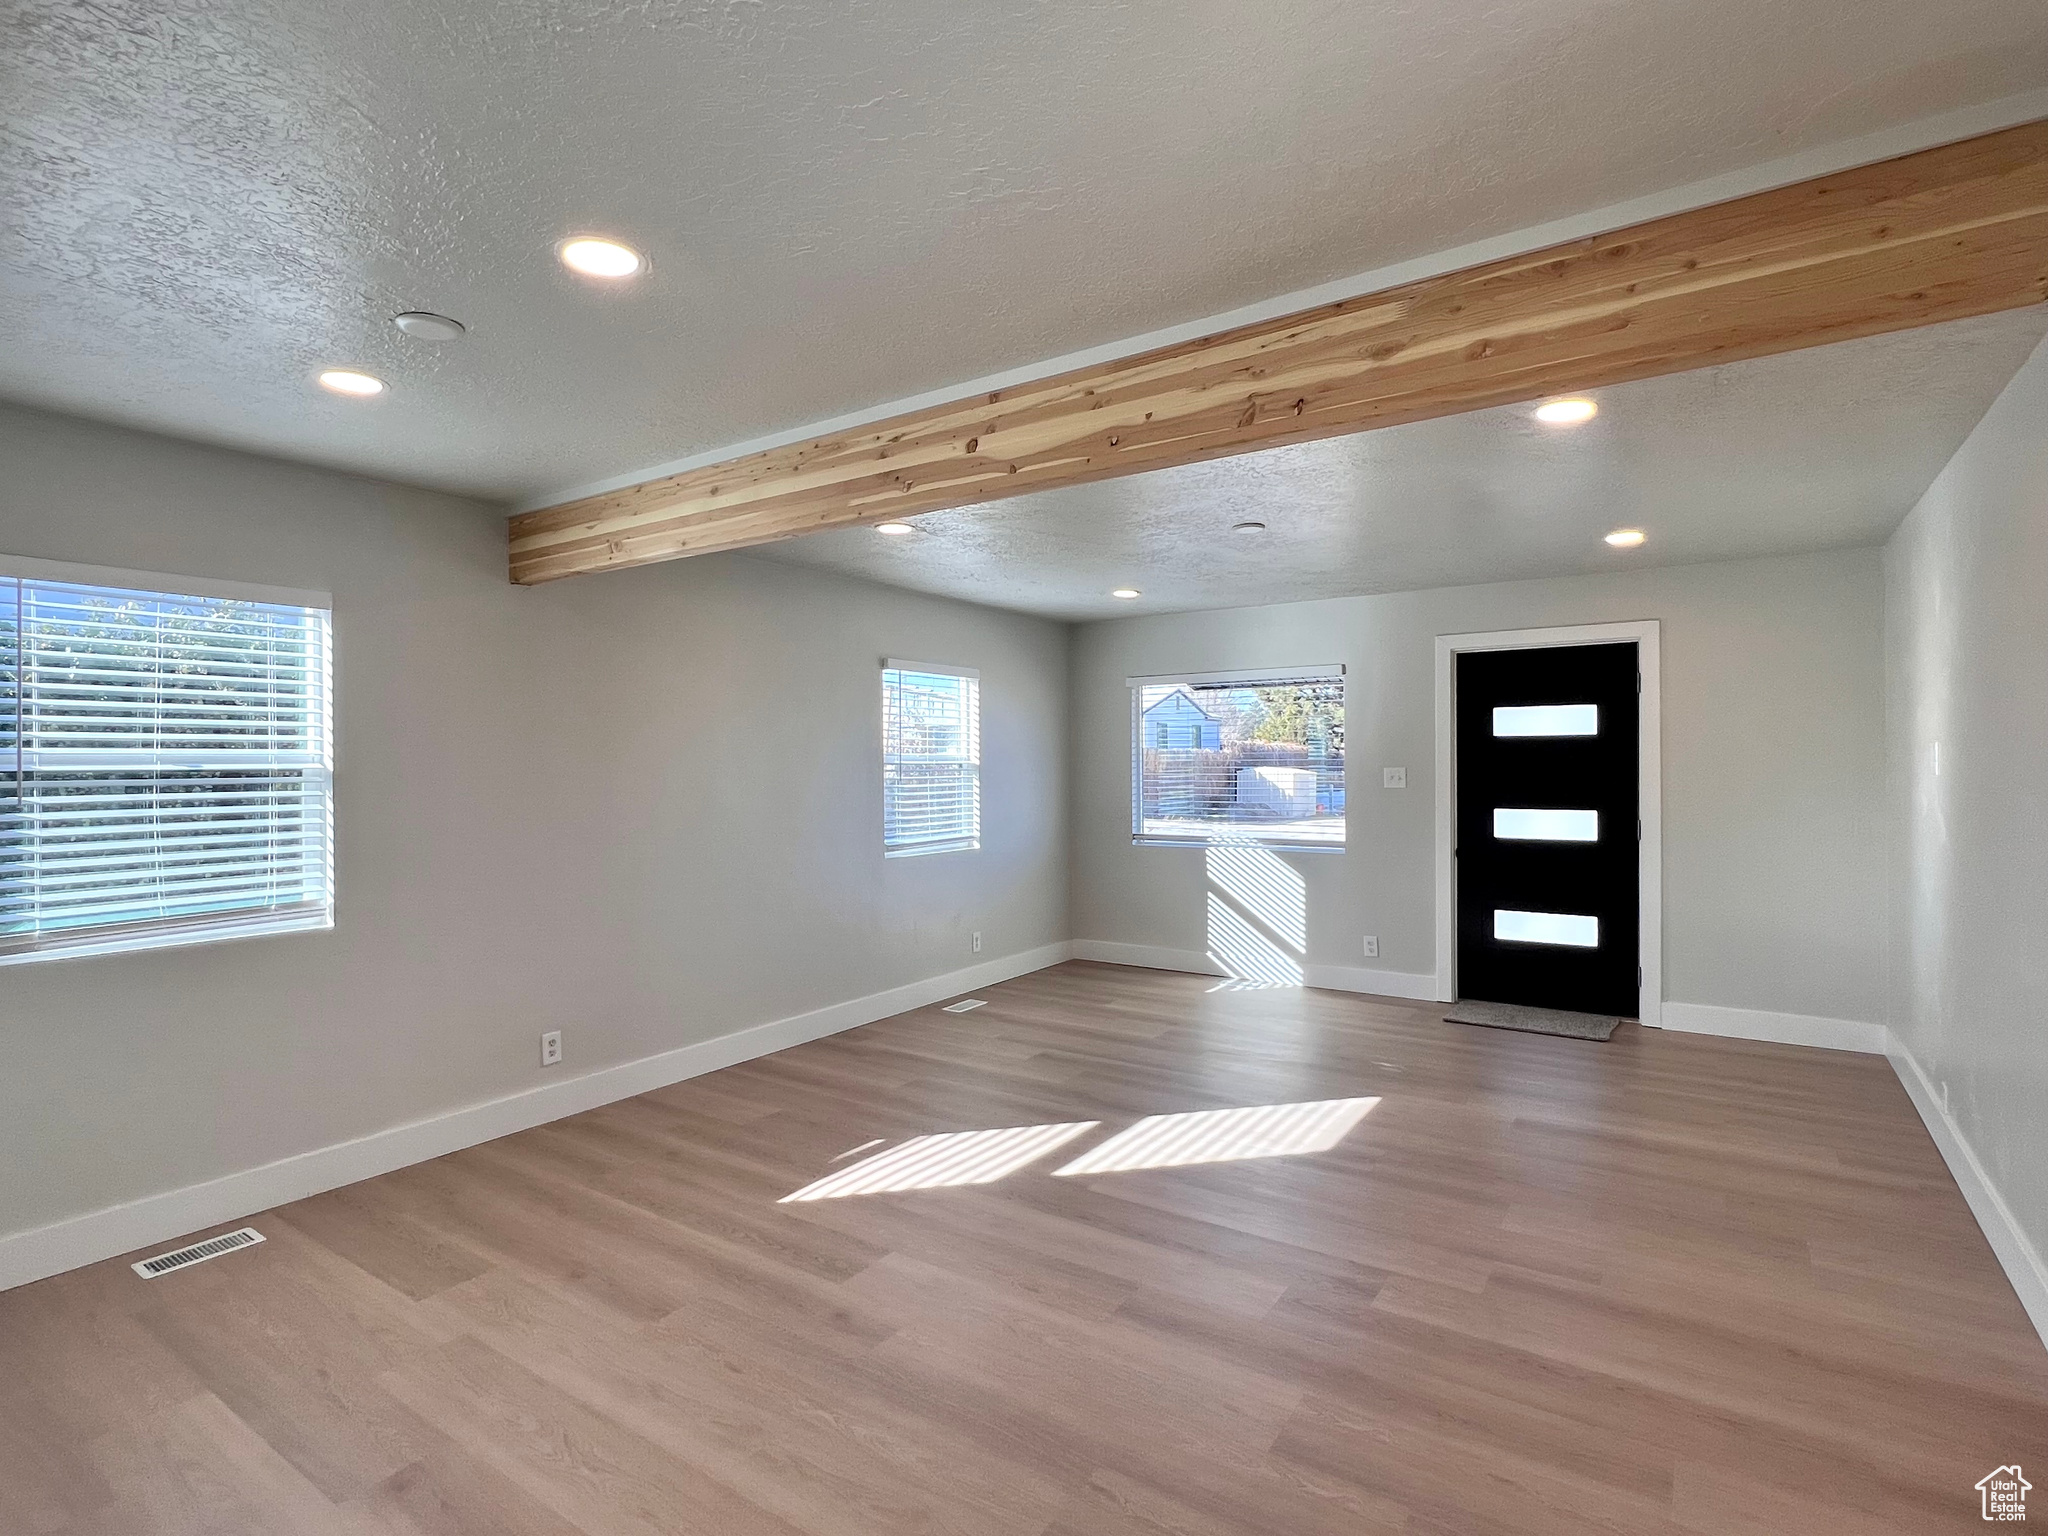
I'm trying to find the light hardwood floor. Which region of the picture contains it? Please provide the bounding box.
[3,962,2043,1534]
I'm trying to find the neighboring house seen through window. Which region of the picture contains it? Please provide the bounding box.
[1132,669,1344,847]
[0,561,335,963]
[882,661,979,856]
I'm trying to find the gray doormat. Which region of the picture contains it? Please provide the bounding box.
[1444,1000,1623,1041]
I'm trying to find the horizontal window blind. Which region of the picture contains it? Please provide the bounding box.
[1134,671,1345,848]
[882,664,979,856]
[0,573,333,962]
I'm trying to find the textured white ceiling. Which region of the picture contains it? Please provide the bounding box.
[2,0,2046,501]
[756,311,2048,619]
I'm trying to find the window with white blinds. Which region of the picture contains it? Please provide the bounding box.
[0,565,334,963]
[882,661,979,857]
[1131,666,1345,848]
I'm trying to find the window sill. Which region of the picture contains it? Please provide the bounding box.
[0,909,334,967]
[885,840,981,859]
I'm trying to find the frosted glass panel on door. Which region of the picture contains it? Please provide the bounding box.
[1493,808,1599,842]
[1493,909,1599,947]
[1493,704,1598,737]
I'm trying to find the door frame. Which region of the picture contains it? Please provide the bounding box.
[1432,620,1662,1025]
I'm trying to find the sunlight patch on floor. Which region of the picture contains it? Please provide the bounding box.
[778,1121,1099,1202]
[1052,1098,1379,1177]
[781,1099,1381,1201]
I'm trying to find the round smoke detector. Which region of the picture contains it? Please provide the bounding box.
[392,312,466,341]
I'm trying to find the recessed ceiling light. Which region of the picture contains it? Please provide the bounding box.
[1231,520,1267,533]
[1111,588,1141,600]
[1535,397,1598,425]
[392,312,465,341]
[317,369,385,397]
[874,521,917,536]
[1605,527,1647,548]
[558,237,644,279]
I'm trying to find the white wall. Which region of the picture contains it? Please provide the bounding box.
[0,403,1069,1249]
[1071,550,1887,1023]
[1885,335,2048,1280]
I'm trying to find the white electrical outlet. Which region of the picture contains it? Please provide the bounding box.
[1383,766,1406,788]
[540,1030,562,1067]
[1362,936,1379,959]
[971,931,983,953]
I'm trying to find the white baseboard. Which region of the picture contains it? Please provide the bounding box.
[1302,963,1442,1002]
[1888,1038,2048,1349]
[1658,1001,1886,1054]
[1070,940,1226,976]
[1071,940,1438,1002]
[0,941,1074,1293]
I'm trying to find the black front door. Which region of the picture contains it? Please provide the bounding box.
[1455,642,1639,1016]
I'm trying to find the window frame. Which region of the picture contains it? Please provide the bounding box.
[1128,664,1346,853]
[0,554,335,966]
[881,658,981,859]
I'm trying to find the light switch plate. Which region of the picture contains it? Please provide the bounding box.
[1383,766,1407,788]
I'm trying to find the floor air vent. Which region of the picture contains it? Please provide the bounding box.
[941,999,987,1013]
[132,1227,265,1278]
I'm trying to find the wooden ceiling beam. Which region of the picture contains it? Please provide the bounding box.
[509,120,2048,584]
